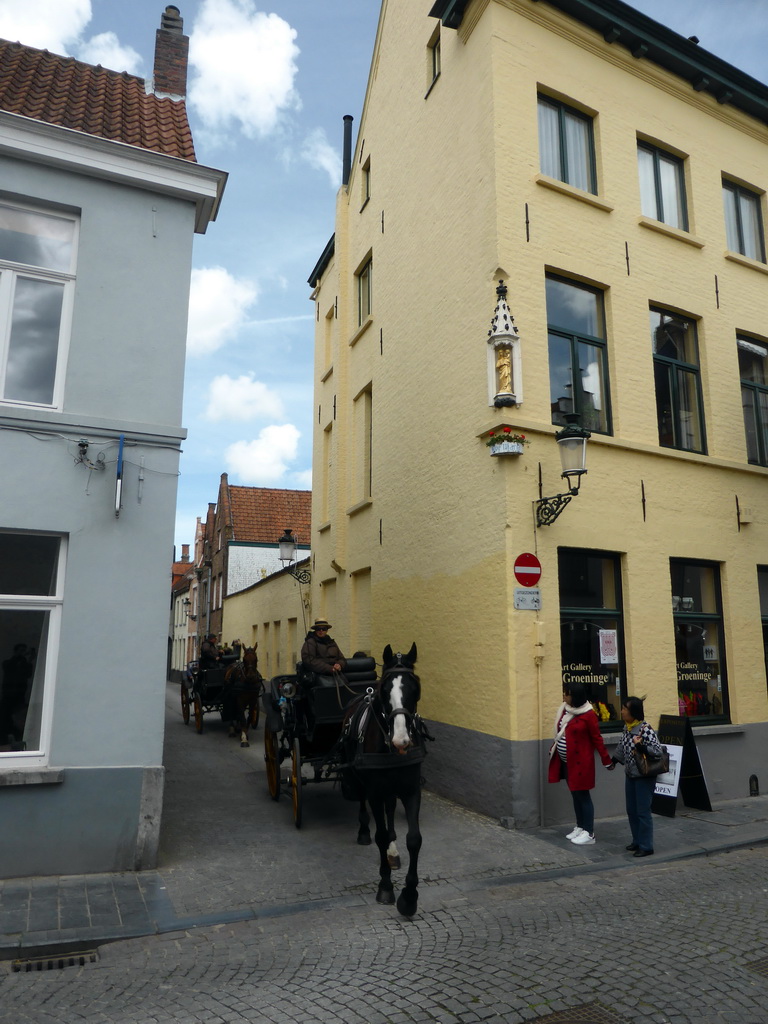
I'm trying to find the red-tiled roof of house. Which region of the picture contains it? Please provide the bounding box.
[228,486,311,547]
[0,38,196,161]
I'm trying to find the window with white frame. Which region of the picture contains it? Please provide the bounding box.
[637,142,687,230]
[0,532,64,759]
[723,180,765,262]
[0,202,78,408]
[427,25,441,91]
[538,95,596,194]
[357,256,372,326]
[738,335,768,465]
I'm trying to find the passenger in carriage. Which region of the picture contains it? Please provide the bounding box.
[300,620,347,680]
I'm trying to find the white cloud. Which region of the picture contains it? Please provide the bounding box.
[188,0,300,140]
[204,374,284,422]
[77,31,142,74]
[0,0,91,52]
[225,424,301,484]
[293,468,312,488]
[301,127,342,188]
[187,266,258,356]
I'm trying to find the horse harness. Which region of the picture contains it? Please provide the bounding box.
[340,675,433,770]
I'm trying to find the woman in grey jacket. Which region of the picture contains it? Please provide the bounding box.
[612,695,663,858]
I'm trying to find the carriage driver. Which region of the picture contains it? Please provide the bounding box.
[199,633,221,671]
[300,620,347,677]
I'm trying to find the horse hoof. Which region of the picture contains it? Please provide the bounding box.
[396,894,417,918]
[240,740,250,747]
[387,855,401,869]
[376,886,395,905]
[357,834,372,846]
[228,728,237,738]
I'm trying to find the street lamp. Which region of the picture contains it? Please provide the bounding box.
[535,416,591,527]
[278,528,311,583]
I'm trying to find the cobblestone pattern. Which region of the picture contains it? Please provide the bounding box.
[1,847,766,1024]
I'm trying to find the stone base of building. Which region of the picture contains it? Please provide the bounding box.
[0,765,164,879]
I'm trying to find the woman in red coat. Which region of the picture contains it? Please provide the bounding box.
[548,681,614,845]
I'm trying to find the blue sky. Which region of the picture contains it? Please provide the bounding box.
[0,0,765,554]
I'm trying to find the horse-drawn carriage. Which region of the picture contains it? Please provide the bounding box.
[181,650,263,743]
[262,643,430,916]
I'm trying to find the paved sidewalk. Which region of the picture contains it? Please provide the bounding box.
[2,681,767,960]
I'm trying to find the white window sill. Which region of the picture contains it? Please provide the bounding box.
[724,251,768,275]
[347,498,372,517]
[534,174,614,212]
[638,216,705,248]
[0,768,64,786]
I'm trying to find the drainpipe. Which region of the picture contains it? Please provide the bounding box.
[342,114,353,186]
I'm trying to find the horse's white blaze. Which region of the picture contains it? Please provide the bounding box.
[389,676,411,750]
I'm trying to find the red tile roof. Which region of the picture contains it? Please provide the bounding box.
[228,486,311,547]
[0,38,196,161]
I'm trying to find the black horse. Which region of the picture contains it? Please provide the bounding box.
[342,643,430,918]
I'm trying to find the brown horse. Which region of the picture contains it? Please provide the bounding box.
[224,647,263,747]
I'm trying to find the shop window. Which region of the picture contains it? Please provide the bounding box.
[723,180,765,262]
[738,335,768,466]
[637,142,687,230]
[0,532,64,760]
[538,95,596,194]
[759,568,768,693]
[546,275,611,434]
[0,202,78,408]
[558,548,625,725]
[651,307,705,453]
[671,560,728,721]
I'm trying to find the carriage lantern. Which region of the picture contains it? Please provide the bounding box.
[535,415,591,527]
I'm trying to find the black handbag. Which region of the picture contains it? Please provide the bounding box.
[634,745,670,777]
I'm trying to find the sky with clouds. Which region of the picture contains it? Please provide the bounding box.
[0,0,765,553]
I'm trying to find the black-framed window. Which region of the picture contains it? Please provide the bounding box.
[671,560,728,722]
[723,180,765,262]
[759,567,768,693]
[559,548,625,725]
[638,142,687,230]
[651,307,705,453]
[546,275,611,434]
[538,95,596,194]
[739,335,768,465]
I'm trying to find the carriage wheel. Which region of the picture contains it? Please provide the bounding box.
[264,726,280,800]
[180,684,190,725]
[291,737,303,829]
[193,693,204,734]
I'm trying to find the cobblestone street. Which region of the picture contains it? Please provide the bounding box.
[1,685,767,1024]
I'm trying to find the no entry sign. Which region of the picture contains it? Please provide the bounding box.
[514,552,542,588]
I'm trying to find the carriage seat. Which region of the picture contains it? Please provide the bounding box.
[301,655,377,723]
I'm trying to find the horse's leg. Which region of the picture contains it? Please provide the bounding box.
[238,694,249,747]
[395,776,422,918]
[357,799,372,846]
[384,793,400,869]
[368,790,395,904]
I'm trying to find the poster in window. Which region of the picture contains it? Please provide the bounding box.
[598,628,618,664]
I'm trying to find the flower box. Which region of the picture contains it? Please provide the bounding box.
[490,440,524,456]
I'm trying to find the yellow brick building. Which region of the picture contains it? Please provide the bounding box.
[307,0,768,826]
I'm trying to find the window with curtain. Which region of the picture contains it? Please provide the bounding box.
[738,335,768,465]
[546,275,611,434]
[650,308,705,453]
[538,96,596,194]
[637,143,687,229]
[723,180,765,262]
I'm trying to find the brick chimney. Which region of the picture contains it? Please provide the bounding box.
[181,544,190,562]
[153,5,189,99]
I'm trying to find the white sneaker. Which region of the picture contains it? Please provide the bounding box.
[565,826,584,840]
[572,831,595,845]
